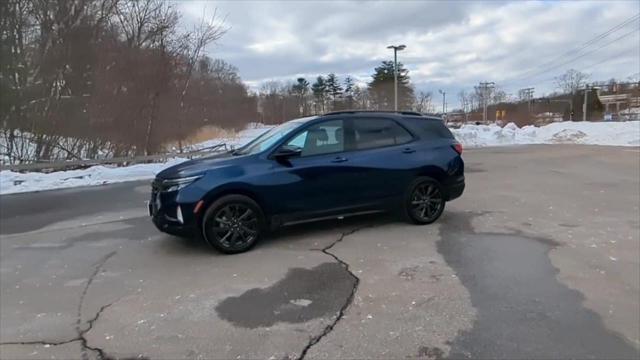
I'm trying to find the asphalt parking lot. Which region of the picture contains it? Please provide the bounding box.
[1,145,639,359]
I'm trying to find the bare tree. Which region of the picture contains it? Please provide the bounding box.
[555,69,590,94]
[176,8,227,151]
[413,91,433,113]
[458,90,471,121]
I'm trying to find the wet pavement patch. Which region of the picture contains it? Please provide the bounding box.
[437,212,639,359]
[215,262,356,328]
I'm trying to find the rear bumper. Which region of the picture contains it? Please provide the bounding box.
[444,175,465,201]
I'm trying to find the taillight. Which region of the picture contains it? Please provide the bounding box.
[453,143,463,155]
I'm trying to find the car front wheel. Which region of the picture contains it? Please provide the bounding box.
[202,194,265,254]
[404,177,446,224]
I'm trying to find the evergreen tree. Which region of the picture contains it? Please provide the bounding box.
[343,76,356,109]
[311,76,327,113]
[325,73,343,109]
[368,61,414,110]
[292,77,310,116]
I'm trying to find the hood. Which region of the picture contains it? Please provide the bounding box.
[156,152,240,179]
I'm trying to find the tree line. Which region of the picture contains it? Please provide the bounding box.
[1,0,257,164]
[256,61,437,124]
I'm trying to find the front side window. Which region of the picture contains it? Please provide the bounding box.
[283,119,344,157]
[353,118,413,150]
[234,121,303,155]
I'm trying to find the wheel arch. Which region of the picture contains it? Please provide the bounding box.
[198,185,269,228]
[415,165,447,183]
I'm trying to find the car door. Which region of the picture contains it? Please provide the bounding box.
[267,119,362,221]
[345,117,417,205]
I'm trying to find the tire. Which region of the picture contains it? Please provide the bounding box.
[201,194,266,254]
[403,177,446,225]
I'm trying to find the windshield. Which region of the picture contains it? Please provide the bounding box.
[234,121,303,155]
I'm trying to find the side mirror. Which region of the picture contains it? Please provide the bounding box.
[273,145,302,160]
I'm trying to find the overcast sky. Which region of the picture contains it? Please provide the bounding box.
[179,0,639,109]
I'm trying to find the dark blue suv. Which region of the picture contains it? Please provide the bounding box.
[150,111,464,253]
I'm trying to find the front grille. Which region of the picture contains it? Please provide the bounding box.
[150,179,162,215]
[151,178,163,192]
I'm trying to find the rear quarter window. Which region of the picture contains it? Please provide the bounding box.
[352,118,413,150]
[404,118,454,140]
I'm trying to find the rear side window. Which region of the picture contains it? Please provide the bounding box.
[352,118,413,150]
[404,118,454,140]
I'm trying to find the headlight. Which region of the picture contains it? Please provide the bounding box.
[162,175,202,192]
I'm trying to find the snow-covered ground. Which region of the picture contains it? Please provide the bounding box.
[1,120,639,195]
[0,125,272,195]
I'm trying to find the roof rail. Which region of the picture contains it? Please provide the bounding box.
[324,110,425,117]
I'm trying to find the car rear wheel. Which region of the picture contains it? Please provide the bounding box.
[404,177,446,224]
[202,195,265,254]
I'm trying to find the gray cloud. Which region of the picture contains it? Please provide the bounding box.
[179,1,639,107]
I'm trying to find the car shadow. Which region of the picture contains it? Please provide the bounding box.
[155,212,400,256]
[259,212,398,249]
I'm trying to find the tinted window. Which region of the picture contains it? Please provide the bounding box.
[236,121,302,155]
[284,119,344,157]
[404,118,454,140]
[353,118,413,150]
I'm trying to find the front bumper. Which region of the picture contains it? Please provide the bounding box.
[149,180,199,238]
[151,214,198,237]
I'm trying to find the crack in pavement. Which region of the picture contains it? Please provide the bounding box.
[0,339,81,347]
[76,251,117,360]
[0,303,114,358]
[1,251,120,360]
[297,225,372,360]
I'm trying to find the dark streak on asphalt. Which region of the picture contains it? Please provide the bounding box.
[296,226,370,360]
[437,211,639,359]
[215,262,355,328]
[215,226,368,360]
[0,180,149,235]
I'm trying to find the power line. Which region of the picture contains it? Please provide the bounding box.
[503,27,639,89]
[527,45,640,88]
[514,13,639,80]
[527,28,638,79]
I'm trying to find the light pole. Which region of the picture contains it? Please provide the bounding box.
[387,44,406,111]
[438,89,446,114]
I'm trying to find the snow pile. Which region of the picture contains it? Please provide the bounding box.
[452,121,640,147]
[0,125,271,195]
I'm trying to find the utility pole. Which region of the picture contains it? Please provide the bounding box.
[583,85,589,121]
[438,89,446,114]
[520,87,535,113]
[387,45,406,111]
[476,82,495,123]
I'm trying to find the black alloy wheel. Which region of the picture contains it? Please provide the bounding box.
[405,177,446,224]
[203,195,265,253]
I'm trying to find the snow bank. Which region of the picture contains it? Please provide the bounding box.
[0,125,271,195]
[1,121,638,195]
[452,121,640,147]
[0,158,188,195]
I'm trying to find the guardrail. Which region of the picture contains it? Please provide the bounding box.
[0,143,229,173]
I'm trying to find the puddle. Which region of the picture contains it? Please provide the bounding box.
[437,212,638,359]
[215,262,355,328]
